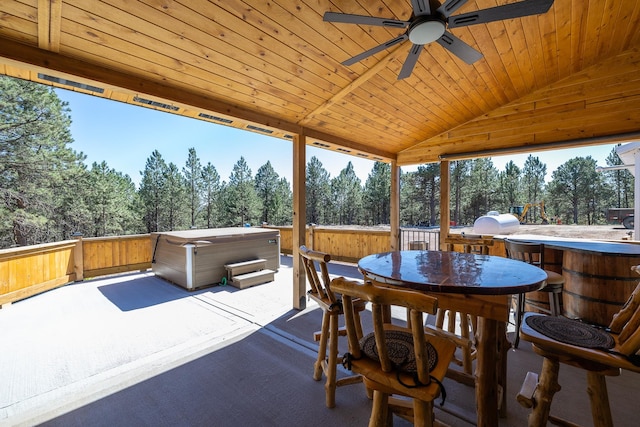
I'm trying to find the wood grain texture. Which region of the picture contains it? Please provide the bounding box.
[0,0,639,164]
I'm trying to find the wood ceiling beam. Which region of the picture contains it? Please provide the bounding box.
[300,44,406,125]
[304,128,396,162]
[37,0,62,52]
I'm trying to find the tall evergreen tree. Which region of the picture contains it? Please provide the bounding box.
[0,76,83,246]
[273,177,293,225]
[522,155,547,222]
[254,161,280,225]
[331,162,363,225]
[465,158,499,223]
[400,170,420,226]
[363,162,391,225]
[163,162,188,231]
[224,157,260,226]
[450,161,470,226]
[415,164,440,226]
[498,160,521,210]
[138,150,168,232]
[548,156,601,224]
[306,156,331,224]
[201,162,222,228]
[183,148,203,228]
[86,161,141,236]
[604,146,634,209]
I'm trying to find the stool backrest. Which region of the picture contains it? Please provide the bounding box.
[504,239,545,267]
[331,277,438,381]
[609,266,640,356]
[299,245,337,306]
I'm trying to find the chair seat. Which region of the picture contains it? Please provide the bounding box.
[542,269,564,287]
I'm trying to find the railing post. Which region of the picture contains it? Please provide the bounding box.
[72,232,84,282]
[309,224,315,250]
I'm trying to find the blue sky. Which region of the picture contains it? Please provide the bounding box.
[55,88,622,188]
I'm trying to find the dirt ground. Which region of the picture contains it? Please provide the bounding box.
[455,223,635,241]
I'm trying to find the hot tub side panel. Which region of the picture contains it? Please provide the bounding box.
[150,234,194,289]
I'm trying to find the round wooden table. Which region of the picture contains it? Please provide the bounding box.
[359,250,548,427]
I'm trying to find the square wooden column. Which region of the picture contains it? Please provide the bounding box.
[390,161,400,251]
[292,131,306,309]
[439,160,450,250]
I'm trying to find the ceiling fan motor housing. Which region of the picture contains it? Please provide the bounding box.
[408,15,446,45]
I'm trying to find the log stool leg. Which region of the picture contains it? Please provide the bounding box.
[314,311,330,381]
[529,357,561,427]
[325,312,339,408]
[586,371,613,427]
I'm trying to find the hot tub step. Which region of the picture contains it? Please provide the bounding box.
[229,269,275,289]
[225,259,267,277]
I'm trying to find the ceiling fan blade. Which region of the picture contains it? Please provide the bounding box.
[342,35,408,66]
[436,31,482,64]
[448,0,554,28]
[437,0,471,18]
[411,0,431,16]
[398,44,423,80]
[323,12,409,28]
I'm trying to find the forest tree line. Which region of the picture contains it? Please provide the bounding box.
[0,76,634,249]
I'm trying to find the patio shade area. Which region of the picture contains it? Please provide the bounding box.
[2,256,640,426]
[0,1,638,163]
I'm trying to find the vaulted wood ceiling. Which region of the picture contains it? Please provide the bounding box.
[0,0,639,165]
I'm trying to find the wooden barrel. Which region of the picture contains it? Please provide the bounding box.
[563,251,640,327]
[524,247,564,314]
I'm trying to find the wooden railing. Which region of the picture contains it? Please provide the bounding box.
[267,225,392,263]
[0,234,152,307]
[0,226,439,307]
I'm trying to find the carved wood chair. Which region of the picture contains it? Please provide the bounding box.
[519,266,640,426]
[299,245,365,408]
[504,238,564,348]
[332,277,456,427]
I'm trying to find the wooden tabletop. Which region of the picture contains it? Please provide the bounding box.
[358,250,547,295]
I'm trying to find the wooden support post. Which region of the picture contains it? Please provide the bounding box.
[73,233,84,281]
[439,160,450,250]
[390,161,400,251]
[292,130,306,310]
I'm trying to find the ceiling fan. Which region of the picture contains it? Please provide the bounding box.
[324,0,554,80]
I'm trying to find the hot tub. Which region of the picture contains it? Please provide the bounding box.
[151,227,280,290]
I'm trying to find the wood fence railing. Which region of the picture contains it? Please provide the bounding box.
[0,234,152,307]
[0,226,438,307]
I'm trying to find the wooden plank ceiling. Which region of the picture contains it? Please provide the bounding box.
[0,0,638,165]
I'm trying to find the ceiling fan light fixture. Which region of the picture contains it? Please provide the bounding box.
[408,19,446,45]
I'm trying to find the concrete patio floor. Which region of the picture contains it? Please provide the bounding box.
[1,255,639,426]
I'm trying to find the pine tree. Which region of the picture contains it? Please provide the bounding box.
[254,161,280,225]
[0,76,83,246]
[224,157,260,226]
[306,156,331,224]
[201,162,222,228]
[331,162,363,225]
[139,150,168,232]
[363,162,391,225]
[183,148,203,228]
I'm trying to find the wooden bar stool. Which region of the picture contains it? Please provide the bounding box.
[519,265,640,426]
[299,245,365,408]
[504,239,564,348]
[332,277,457,427]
